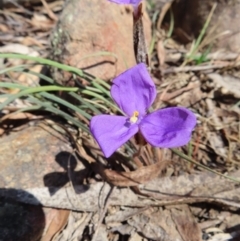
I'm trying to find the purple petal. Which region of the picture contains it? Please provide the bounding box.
[108,0,141,14]
[111,63,156,117]
[108,0,132,3]
[108,0,141,5]
[90,115,139,158]
[139,107,196,148]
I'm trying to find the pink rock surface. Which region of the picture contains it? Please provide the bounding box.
[51,0,139,80]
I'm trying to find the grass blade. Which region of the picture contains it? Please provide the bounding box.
[172,148,240,184]
[40,92,91,119]
[0,85,78,110]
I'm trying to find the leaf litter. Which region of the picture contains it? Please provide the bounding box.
[1,0,240,241]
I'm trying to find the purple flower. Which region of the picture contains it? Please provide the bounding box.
[108,0,142,11]
[90,64,196,158]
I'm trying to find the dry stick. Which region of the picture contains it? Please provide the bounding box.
[133,3,149,66]
[133,150,145,167]
[133,132,149,166]
[133,4,157,167]
[91,184,115,241]
[163,62,233,74]
[156,2,172,30]
[40,0,58,21]
[4,0,33,15]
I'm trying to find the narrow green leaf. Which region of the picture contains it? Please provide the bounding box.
[0,53,90,81]
[0,64,29,75]
[40,92,91,119]
[70,92,101,114]
[172,148,240,183]
[81,89,124,114]
[28,95,89,133]
[0,85,78,110]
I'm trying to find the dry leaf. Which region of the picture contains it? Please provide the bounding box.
[41,209,70,241]
[157,2,172,30]
[95,160,168,187]
[128,208,183,241]
[21,36,45,48]
[59,213,92,241]
[105,207,148,224]
[208,73,240,98]
[0,43,39,56]
[0,112,42,122]
[129,232,143,241]
[0,24,9,32]
[157,40,166,66]
[31,13,55,29]
[18,64,42,85]
[171,205,202,241]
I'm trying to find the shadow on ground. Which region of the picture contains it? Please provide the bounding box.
[0,188,45,241]
[43,151,89,196]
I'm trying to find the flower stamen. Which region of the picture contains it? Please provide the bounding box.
[130,111,139,123]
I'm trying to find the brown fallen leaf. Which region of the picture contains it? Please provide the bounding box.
[31,13,55,30]
[0,23,9,32]
[57,212,92,240]
[17,64,42,85]
[0,111,42,122]
[157,40,166,67]
[129,232,144,241]
[171,205,202,241]
[128,208,183,241]
[21,36,45,48]
[157,1,173,30]
[94,160,168,187]
[0,128,4,136]
[41,209,70,241]
[208,73,240,99]
[0,43,39,56]
[40,0,58,21]
[159,81,200,102]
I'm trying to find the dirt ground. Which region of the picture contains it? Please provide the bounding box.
[1,0,240,240]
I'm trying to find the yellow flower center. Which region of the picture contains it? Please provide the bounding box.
[130,111,139,123]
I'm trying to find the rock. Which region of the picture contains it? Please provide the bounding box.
[49,0,151,83]
[0,124,85,189]
[0,124,78,240]
[0,124,91,239]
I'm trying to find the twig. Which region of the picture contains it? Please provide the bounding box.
[133,3,149,66]
[163,62,232,74]
[91,184,115,241]
[40,0,58,21]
